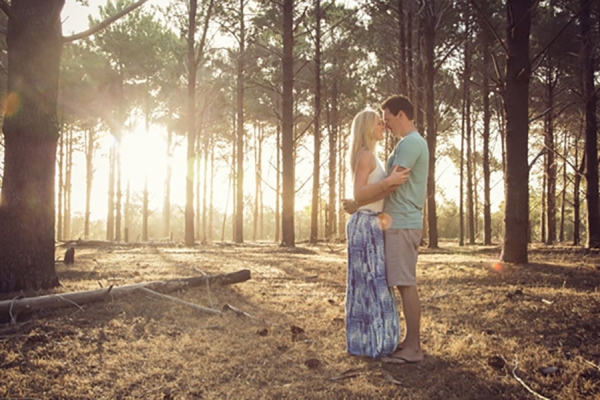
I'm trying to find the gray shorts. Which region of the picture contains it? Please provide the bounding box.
[384,229,422,286]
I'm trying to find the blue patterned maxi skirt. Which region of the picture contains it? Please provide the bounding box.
[346,210,400,358]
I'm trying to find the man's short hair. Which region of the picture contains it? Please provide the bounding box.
[380,95,414,120]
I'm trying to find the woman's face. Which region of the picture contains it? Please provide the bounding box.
[372,115,385,141]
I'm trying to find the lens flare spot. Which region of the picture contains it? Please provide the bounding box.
[492,262,503,272]
[3,92,21,117]
[377,213,393,230]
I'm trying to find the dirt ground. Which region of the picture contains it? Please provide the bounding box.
[0,242,599,399]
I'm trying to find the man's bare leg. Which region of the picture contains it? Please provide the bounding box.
[384,285,423,363]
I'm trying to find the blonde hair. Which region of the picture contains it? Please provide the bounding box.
[349,109,379,174]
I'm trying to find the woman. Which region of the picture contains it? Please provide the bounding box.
[345,109,408,358]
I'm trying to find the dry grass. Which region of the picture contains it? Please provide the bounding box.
[0,242,599,399]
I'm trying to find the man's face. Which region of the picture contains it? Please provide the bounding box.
[383,108,401,137]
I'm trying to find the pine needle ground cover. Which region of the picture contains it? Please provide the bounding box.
[1,243,598,399]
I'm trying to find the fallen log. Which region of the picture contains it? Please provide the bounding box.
[0,269,250,322]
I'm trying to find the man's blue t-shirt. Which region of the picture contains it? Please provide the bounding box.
[384,131,429,230]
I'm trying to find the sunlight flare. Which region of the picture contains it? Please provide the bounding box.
[3,92,20,117]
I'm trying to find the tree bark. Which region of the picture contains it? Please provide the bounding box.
[0,0,65,292]
[281,0,295,247]
[501,0,532,264]
[543,64,557,244]
[579,0,600,249]
[234,0,245,244]
[422,2,438,249]
[310,0,322,245]
[184,0,198,246]
[481,10,492,245]
[85,128,96,240]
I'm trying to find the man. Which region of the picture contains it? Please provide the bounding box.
[343,94,428,364]
[379,94,428,364]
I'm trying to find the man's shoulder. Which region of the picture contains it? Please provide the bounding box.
[400,132,427,149]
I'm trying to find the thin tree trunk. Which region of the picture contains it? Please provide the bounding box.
[163,129,172,238]
[398,0,406,93]
[464,13,474,245]
[544,64,557,244]
[85,128,95,240]
[115,138,122,242]
[559,130,566,242]
[107,145,115,240]
[540,171,546,243]
[234,0,245,244]
[57,130,64,241]
[275,122,281,243]
[209,134,215,242]
[201,126,209,243]
[406,3,414,100]
[422,2,438,248]
[185,0,198,246]
[310,0,321,245]
[482,14,492,245]
[64,129,73,239]
[573,144,584,246]
[281,0,295,247]
[327,99,338,240]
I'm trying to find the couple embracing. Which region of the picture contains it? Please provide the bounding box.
[344,94,428,365]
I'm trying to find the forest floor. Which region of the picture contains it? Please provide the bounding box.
[0,241,599,400]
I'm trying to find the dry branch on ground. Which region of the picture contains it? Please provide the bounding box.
[0,269,250,322]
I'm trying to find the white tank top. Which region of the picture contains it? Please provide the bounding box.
[358,154,386,212]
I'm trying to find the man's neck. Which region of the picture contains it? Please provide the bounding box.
[398,123,416,138]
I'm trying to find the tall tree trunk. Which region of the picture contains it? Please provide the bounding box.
[327,87,338,240]
[310,0,321,245]
[57,129,64,241]
[63,129,73,239]
[201,126,209,243]
[115,139,122,241]
[235,0,245,243]
[422,2,438,248]
[124,181,130,242]
[406,3,414,100]
[0,0,64,292]
[501,0,531,264]
[209,136,215,241]
[337,116,346,239]
[579,0,600,249]
[397,0,406,92]
[142,114,150,242]
[481,14,492,245]
[162,129,172,239]
[281,0,295,247]
[463,13,475,245]
[196,124,202,241]
[84,128,95,240]
[573,146,584,246]
[540,172,546,243]
[544,64,557,244]
[459,94,465,247]
[254,125,264,240]
[559,130,567,242]
[185,0,198,246]
[107,145,115,240]
[275,122,281,243]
